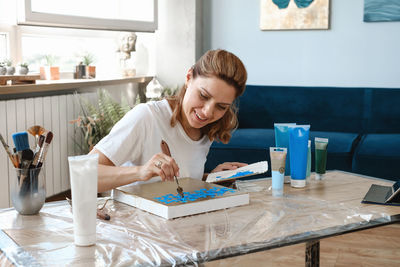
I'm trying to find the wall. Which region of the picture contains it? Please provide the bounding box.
[203,0,400,88]
[155,0,202,88]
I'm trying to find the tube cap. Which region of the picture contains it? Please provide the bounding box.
[291,179,306,188]
[315,173,324,180]
[272,189,283,197]
[75,234,96,246]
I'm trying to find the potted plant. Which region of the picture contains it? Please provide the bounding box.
[70,89,131,153]
[82,53,96,79]
[18,62,29,75]
[40,55,60,80]
[5,60,15,75]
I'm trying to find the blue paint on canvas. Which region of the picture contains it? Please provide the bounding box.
[272,0,314,9]
[273,0,290,9]
[364,0,400,22]
[154,187,236,204]
[215,170,254,181]
[294,0,314,8]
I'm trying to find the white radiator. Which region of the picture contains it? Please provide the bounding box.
[0,92,97,208]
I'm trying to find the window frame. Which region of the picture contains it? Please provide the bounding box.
[17,0,158,32]
[0,31,9,60]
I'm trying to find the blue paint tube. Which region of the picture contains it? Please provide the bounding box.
[274,123,296,183]
[289,125,310,188]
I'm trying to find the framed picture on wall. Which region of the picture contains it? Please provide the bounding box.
[260,0,330,30]
[364,0,400,22]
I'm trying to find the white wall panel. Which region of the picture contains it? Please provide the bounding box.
[0,101,9,208]
[6,100,16,205]
[42,96,53,197]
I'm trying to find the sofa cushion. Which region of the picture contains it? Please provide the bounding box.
[204,129,274,173]
[352,134,400,181]
[309,131,360,172]
[237,85,366,133]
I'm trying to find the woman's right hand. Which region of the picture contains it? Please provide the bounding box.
[139,153,180,182]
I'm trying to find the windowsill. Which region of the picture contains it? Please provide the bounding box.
[0,75,153,97]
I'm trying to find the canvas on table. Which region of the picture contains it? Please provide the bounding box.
[112,178,250,219]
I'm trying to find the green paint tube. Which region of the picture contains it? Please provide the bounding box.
[315,137,328,180]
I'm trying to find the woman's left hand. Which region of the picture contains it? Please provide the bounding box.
[211,162,248,173]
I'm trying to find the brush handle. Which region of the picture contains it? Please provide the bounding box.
[0,133,19,168]
[35,142,50,168]
[32,135,45,166]
[160,140,172,156]
[160,140,182,189]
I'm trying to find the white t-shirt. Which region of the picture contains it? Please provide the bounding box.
[95,99,212,184]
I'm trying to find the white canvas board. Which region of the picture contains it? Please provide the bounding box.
[206,161,269,183]
[113,178,249,219]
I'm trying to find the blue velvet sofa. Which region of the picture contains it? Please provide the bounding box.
[205,85,400,182]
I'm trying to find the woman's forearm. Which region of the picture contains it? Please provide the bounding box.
[97,164,143,193]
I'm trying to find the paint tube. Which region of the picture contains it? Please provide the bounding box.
[274,123,296,183]
[288,125,310,188]
[315,137,329,180]
[68,153,98,246]
[269,147,287,197]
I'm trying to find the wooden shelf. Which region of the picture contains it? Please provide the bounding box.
[0,74,40,85]
[0,75,153,97]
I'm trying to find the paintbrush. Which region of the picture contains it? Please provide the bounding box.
[19,149,34,192]
[27,125,46,147]
[0,133,19,168]
[160,140,184,198]
[12,132,30,162]
[31,135,45,165]
[33,131,53,169]
[66,197,111,221]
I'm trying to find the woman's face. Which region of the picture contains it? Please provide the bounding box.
[181,73,236,131]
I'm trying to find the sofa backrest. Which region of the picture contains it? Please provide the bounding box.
[367,88,400,133]
[237,85,400,134]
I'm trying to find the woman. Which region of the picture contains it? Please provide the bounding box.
[91,49,248,192]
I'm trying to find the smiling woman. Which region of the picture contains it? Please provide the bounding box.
[89,49,248,193]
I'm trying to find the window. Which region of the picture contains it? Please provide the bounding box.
[0,32,8,60]
[0,1,156,77]
[18,0,158,32]
[19,27,155,77]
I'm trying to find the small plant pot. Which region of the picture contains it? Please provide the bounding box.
[86,66,96,78]
[18,66,29,75]
[0,66,6,75]
[6,66,15,75]
[74,65,86,79]
[40,66,60,80]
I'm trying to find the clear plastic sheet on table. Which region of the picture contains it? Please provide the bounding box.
[0,173,394,266]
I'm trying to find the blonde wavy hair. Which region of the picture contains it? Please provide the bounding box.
[169,49,247,144]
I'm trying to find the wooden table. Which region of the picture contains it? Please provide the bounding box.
[0,171,399,266]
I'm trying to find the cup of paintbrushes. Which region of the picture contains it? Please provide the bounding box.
[11,166,46,215]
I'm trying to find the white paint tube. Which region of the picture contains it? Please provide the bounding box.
[68,154,98,246]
